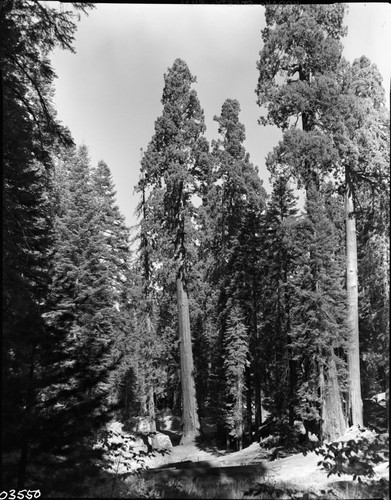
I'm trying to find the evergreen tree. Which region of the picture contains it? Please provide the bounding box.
[258,177,299,432]
[223,305,249,451]
[256,5,388,427]
[290,185,349,441]
[91,160,132,408]
[2,1,92,490]
[356,167,390,424]
[137,59,207,444]
[40,145,121,492]
[255,7,348,430]
[190,145,221,421]
[209,98,266,444]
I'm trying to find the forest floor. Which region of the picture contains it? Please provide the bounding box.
[98,409,388,498]
[136,426,389,499]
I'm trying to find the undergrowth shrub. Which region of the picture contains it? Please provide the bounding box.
[313,428,389,499]
[313,430,388,481]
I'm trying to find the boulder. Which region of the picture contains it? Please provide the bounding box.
[148,431,173,450]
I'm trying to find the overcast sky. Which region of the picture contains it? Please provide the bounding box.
[51,3,391,234]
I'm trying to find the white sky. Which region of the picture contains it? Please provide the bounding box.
[51,3,391,234]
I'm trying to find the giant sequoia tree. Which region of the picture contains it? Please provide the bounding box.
[255,4,388,428]
[138,59,207,444]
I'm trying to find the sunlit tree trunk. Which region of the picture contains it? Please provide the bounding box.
[237,378,243,451]
[384,241,390,433]
[345,172,363,426]
[177,275,200,444]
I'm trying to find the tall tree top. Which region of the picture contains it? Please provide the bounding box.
[256,4,347,130]
[214,99,246,161]
[142,58,206,188]
[162,58,196,103]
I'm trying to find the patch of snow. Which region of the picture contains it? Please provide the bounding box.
[373,461,389,480]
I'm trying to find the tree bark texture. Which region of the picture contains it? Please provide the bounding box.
[345,177,363,426]
[321,356,347,441]
[176,277,200,444]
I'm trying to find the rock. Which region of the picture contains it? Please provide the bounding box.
[293,420,306,435]
[148,432,173,450]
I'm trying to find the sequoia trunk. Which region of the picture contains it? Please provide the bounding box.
[177,276,200,444]
[345,174,363,426]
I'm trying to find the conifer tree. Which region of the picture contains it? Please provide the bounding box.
[210,99,266,443]
[137,59,207,444]
[2,1,92,490]
[356,167,390,424]
[258,177,299,430]
[41,145,121,491]
[223,305,249,450]
[91,160,132,408]
[290,185,348,441]
[255,5,388,427]
[190,145,222,420]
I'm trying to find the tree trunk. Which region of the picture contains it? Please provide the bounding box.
[17,344,36,490]
[381,238,390,433]
[176,276,200,444]
[252,277,262,439]
[146,314,156,432]
[345,175,363,426]
[254,366,261,439]
[245,366,252,442]
[237,378,243,451]
[321,356,346,441]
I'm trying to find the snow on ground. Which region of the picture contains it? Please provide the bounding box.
[143,425,389,492]
[103,418,388,494]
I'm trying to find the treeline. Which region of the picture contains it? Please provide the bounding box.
[2,2,389,496]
